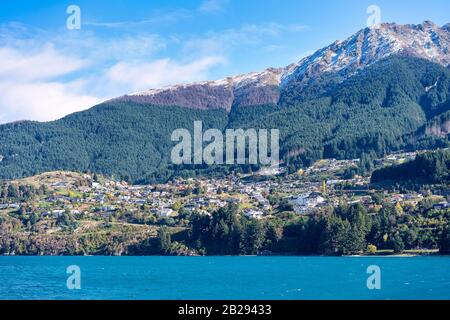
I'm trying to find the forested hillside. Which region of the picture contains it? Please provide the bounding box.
[371,149,450,184]
[0,105,229,183]
[0,56,449,183]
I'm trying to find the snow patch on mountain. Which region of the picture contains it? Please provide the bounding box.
[129,68,284,97]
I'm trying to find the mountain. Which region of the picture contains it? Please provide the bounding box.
[116,21,450,110]
[0,22,450,183]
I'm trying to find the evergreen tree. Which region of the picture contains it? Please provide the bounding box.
[391,234,405,254]
[241,220,265,255]
[157,227,172,254]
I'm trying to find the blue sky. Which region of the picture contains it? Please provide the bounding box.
[0,0,449,123]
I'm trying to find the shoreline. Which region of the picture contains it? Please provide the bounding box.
[1,253,445,258]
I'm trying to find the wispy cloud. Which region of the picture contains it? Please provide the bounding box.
[182,22,308,58]
[83,1,229,30]
[83,9,191,29]
[198,0,230,13]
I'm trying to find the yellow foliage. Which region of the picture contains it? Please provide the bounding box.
[172,202,182,211]
[395,202,404,215]
[367,244,377,254]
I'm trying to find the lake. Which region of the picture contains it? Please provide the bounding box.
[0,256,449,300]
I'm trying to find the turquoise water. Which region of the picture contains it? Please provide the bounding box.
[0,256,449,300]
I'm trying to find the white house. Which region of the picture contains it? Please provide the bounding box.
[244,209,264,219]
[158,208,175,218]
[291,193,325,214]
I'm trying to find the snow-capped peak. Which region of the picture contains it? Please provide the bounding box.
[282,21,450,85]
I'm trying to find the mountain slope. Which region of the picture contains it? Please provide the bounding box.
[0,105,229,182]
[230,56,450,166]
[1,56,449,182]
[116,21,450,111]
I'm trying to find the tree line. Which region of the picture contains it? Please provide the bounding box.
[166,202,450,256]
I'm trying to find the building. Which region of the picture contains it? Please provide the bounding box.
[244,209,264,219]
[158,208,175,218]
[291,192,325,214]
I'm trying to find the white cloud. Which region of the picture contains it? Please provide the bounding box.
[0,44,87,82]
[0,81,101,123]
[0,45,101,123]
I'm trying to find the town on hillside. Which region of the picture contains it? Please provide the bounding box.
[0,150,449,256]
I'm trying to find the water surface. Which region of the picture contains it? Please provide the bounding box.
[0,256,449,300]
